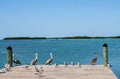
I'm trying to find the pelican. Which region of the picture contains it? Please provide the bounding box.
[45,52,53,65]
[90,53,98,65]
[30,53,38,65]
[12,54,21,65]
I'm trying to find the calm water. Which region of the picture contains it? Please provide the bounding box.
[0,39,120,78]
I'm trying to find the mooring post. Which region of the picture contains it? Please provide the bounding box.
[7,46,13,67]
[103,43,108,67]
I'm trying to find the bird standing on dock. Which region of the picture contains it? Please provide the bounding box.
[54,63,58,66]
[12,54,21,66]
[107,63,112,68]
[64,61,68,65]
[71,61,75,65]
[90,53,98,65]
[3,64,11,71]
[45,52,53,65]
[64,61,68,67]
[77,62,81,67]
[30,53,38,65]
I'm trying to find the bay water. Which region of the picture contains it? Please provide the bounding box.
[0,39,120,78]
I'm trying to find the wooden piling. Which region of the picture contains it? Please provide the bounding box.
[103,43,108,67]
[7,46,13,67]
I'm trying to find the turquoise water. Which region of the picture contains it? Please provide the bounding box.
[0,39,120,78]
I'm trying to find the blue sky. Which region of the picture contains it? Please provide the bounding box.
[0,0,120,39]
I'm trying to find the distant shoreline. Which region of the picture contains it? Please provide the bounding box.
[3,36,120,40]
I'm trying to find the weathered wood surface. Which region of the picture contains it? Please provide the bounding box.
[0,65,118,79]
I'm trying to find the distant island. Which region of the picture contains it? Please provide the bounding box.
[3,36,120,40]
[3,37,47,40]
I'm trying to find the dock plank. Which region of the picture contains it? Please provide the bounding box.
[0,65,118,79]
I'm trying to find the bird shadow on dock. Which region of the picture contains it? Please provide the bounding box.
[35,73,46,77]
[0,71,6,76]
[0,72,6,74]
[34,72,46,77]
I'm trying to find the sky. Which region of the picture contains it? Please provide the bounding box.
[0,0,120,39]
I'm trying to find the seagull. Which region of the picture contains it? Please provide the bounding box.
[3,64,11,72]
[34,66,44,77]
[30,53,38,65]
[90,53,98,65]
[54,63,59,68]
[71,61,75,65]
[12,54,21,66]
[45,52,53,65]
[54,63,58,66]
[64,61,68,65]
[64,61,68,67]
[77,62,81,67]
[107,63,112,68]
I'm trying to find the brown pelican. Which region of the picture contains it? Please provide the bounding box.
[30,53,38,65]
[12,54,21,65]
[90,53,97,65]
[45,52,53,65]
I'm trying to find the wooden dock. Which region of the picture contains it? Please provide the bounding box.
[0,65,118,79]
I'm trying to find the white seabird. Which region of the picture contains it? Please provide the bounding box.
[3,64,11,72]
[71,61,75,65]
[77,62,81,67]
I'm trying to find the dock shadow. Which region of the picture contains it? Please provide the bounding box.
[0,71,6,76]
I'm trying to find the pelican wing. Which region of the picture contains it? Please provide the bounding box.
[13,59,21,65]
[45,58,53,65]
[30,59,37,65]
[90,57,97,65]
